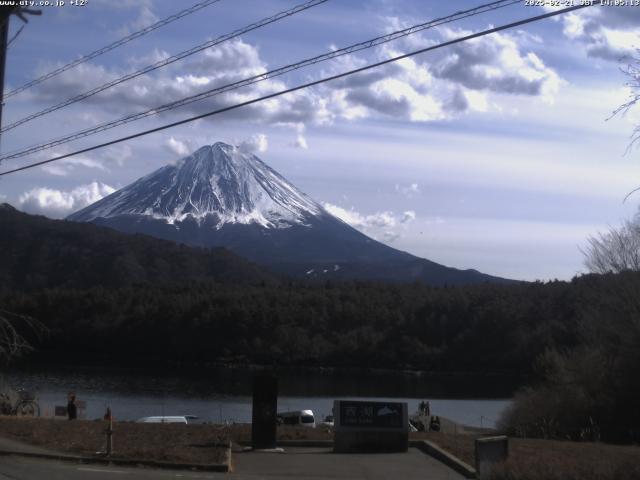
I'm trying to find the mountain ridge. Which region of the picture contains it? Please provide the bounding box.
[0,204,275,290]
[67,142,513,286]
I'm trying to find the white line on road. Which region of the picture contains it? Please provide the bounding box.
[76,467,129,474]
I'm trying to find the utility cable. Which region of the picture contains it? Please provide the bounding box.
[6,24,24,49]
[0,0,329,133]
[0,3,596,177]
[0,0,521,162]
[2,0,223,100]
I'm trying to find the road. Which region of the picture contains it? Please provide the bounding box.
[0,448,466,480]
[0,456,224,479]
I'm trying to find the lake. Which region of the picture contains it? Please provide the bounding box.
[1,366,515,428]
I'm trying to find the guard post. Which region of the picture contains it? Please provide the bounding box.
[104,407,113,456]
[251,373,278,450]
[475,435,508,479]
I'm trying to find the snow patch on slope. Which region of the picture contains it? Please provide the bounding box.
[68,143,323,229]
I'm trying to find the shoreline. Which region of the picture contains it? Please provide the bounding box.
[11,355,526,382]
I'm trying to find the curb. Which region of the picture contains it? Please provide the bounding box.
[410,440,477,479]
[0,445,231,473]
[236,440,333,449]
[274,440,334,448]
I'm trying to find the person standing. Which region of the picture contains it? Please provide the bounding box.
[67,393,77,420]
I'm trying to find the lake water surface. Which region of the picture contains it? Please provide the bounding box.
[2,366,515,428]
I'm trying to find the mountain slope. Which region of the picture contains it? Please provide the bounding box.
[68,142,511,286]
[0,203,274,290]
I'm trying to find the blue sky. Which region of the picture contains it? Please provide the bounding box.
[1,0,639,281]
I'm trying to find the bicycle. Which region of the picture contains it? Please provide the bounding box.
[0,389,40,417]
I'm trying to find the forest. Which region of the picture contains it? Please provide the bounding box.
[2,272,639,442]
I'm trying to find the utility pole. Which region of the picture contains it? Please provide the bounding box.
[0,6,41,151]
[0,7,15,143]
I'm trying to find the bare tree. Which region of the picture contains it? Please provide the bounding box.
[0,309,44,363]
[585,56,640,273]
[583,214,640,274]
[613,51,640,153]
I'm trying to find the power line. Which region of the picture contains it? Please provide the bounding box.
[0,0,329,134]
[0,3,595,178]
[6,24,24,49]
[2,0,223,100]
[0,0,521,163]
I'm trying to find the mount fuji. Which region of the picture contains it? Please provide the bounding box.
[68,142,508,285]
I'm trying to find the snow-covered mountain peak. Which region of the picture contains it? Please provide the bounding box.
[68,142,324,228]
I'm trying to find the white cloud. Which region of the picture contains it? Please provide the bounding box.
[400,210,416,224]
[18,182,116,218]
[41,156,107,176]
[101,144,133,167]
[28,39,329,130]
[324,203,395,229]
[562,12,586,39]
[37,145,131,176]
[289,123,308,149]
[24,19,563,149]
[323,203,416,243]
[112,0,159,37]
[165,137,192,157]
[322,46,448,122]
[395,183,420,197]
[238,134,268,154]
[292,133,308,149]
[130,3,159,31]
[432,27,561,102]
[551,6,640,61]
[316,21,561,124]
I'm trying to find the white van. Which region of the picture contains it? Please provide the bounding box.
[136,416,192,424]
[277,410,316,428]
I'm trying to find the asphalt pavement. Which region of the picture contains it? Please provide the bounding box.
[232,446,465,479]
[0,447,466,480]
[0,456,224,479]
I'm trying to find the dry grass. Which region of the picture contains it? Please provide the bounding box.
[410,431,640,480]
[0,416,230,464]
[490,439,640,480]
[0,417,333,464]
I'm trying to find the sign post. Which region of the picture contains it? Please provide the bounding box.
[333,400,408,453]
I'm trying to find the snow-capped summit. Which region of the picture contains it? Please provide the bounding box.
[69,142,322,228]
[68,142,510,286]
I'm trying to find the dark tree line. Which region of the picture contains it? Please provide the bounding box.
[3,270,638,441]
[0,275,606,374]
[500,271,640,443]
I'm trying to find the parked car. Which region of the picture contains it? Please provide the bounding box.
[276,409,316,428]
[136,415,199,424]
[319,414,334,427]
